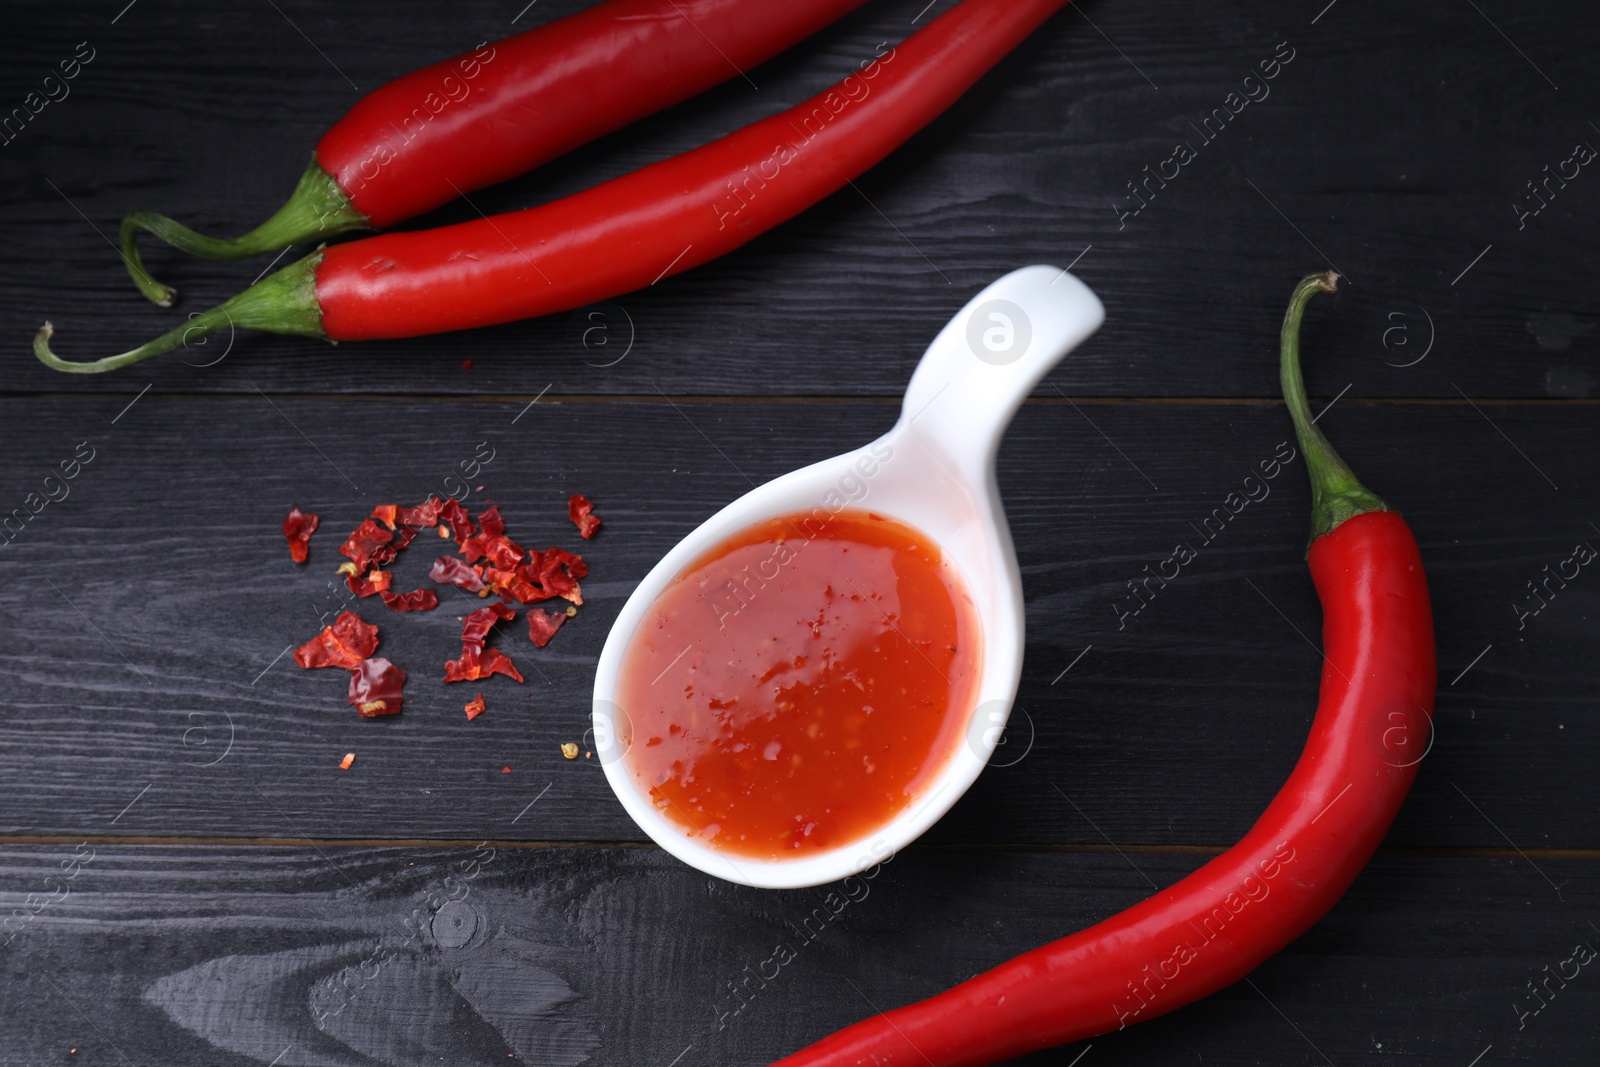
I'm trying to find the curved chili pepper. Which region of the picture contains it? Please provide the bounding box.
[766,273,1438,1067]
[119,0,871,306]
[36,0,1074,373]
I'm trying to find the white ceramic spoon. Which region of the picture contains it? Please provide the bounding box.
[592,265,1105,888]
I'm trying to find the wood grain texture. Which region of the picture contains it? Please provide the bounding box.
[1,844,1595,1067]
[2,1,1598,1061]
[2,1,1597,396]
[0,396,1592,847]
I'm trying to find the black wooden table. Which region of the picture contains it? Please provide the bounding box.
[2,1,1596,1064]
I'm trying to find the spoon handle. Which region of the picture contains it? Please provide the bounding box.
[898,265,1104,482]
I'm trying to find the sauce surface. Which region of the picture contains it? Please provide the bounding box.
[617,509,981,860]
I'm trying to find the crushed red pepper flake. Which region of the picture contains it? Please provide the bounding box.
[398,495,445,527]
[294,611,379,670]
[283,507,319,564]
[348,657,406,717]
[444,603,524,684]
[462,602,516,645]
[526,608,568,648]
[287,490,602,719]
[346,568,394,598]
[531,547,586,605]
[430,555,487,593]
[568,494,601,539]
[380,588,439,612]
[463,531,523,569]
[339,518,393,572]
[438,498,475,545]
[340,752,355,770]
[371,524,419,568]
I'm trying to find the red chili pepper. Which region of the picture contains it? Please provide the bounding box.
[568,494,602,539]
[283,507,318,563]
[38,0,1074,372]
[767,274,1437,1067]
[464,693,487,721]
[117,0,872,306]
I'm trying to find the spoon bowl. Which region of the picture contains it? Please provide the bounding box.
[593,265,1104,888]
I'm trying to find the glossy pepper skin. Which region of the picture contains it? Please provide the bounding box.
[116,0,871,305]
[771,513,1435,1067]
[767,274,1437,1067]
[43,0,1075,372]
[315,0,1075,341]
[317,0,873,229]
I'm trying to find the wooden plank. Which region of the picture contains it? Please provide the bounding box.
[3,1,1597,397]
[0,396,1592,846]
[0,844,1595,1066]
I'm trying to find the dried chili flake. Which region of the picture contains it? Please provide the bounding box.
[339,519,393,572]
[380,588,439,612]
[340,752,355,770]
[471,535,525,570]
[371,524,419,568]
[348,656,406,717]
[502,766,512,774]
[461,602,516,645]
[284,507,319,563]
[467,647,522,683]
[568,494,601,539]
[346,568,394,598]
[370,504,399,530]
[444,603,524,683]
[531,546,587,605]
[295,611,379,670]
[449,619,523,681]
[430,555,486,593]
[464,693,486,720]
[461,506,515,566]
[544,546,589,581]
[527,608,568,648]
[492,566,548,604]
[438,498,475,544]
[398,495,445,527]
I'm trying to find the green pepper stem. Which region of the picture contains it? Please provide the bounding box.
[34,251,327,374]
[1280,271,1387,542]
[119,157,367,306]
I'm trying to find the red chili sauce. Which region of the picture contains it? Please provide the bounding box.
[617,508,981,860]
